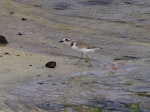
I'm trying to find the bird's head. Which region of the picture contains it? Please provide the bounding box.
[59,38,72,45]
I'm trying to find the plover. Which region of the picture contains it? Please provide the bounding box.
[59,38,102,67]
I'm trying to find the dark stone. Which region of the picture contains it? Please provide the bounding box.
[21,18,27,21]
[48,74,51,77]
[10,12,14,14]
[0,35,8,44]
[62,82,66,84]
[52,83,56,85]
[54,3,70,10]
[45,61,56,68]
[79,0,114,6]
[70,77,74,79]
[37,81,44,85]
[4,52,10,55]
[17,32,24,36]
[37,75,40,77]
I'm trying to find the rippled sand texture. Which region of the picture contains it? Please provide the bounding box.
[0,0,150,112]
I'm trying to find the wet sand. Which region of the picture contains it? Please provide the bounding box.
[0,0,150,111]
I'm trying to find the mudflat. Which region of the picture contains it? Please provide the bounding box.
[0,0,150,111]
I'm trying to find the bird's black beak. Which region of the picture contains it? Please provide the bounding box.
[59,40,63,43]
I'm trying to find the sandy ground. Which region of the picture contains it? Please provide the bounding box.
[0,46,98,111]
[0,0,150,111]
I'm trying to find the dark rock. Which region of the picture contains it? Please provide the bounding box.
[37,81,44,85]
[0,35,8,44]
[62,82,66,85]
[4,52,10,55]
[48,74,51,77]
[52,83,56,85]
[10,12,14,14]
[70,77,74,79]
[21,18,27,21]
[17,32,24,36]
[54,3,70,10]
[45,61,56,68]
[37,75,40,77]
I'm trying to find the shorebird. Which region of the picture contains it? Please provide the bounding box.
[59,38,102,67]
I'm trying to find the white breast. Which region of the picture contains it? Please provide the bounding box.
[71,43,97,54]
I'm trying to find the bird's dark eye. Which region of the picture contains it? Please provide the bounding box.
[65,38,68,41]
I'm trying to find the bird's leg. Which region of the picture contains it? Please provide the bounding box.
[74,53,83,65]
[86,54,92,67]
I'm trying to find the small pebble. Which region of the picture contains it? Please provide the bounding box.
[70,77,74,79]
[37,82,44,85]
[21,18,27,21]
[52,83,56,85]
[62,82,66,84]
[17,32,24,36]
[45,61,56,68]
[37,75,41,77]
[4,52,10,55]
[48,74,51,77]
[0,35,8,44]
